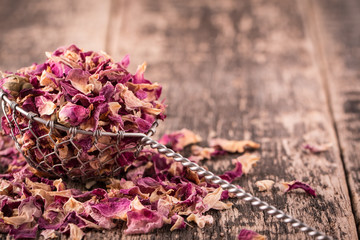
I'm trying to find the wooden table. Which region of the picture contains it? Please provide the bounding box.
[0,0,359,239]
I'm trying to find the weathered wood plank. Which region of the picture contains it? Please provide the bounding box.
[0,0,111,71]
[301,0,360,234]
[100,0,357,239]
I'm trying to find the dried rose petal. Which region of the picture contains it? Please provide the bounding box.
[187,155,204,163]
[255,180,275,192]
[115,84,151,109]
[159,129,202,151]
[186,213,213,228]
[39,70,58,89]
[303,143,332,154]
[125,208,163,234]
[3,197,42,227]
[92,199,131,220]
[238,229,266,240]
[66,69,93,95]
[210,138,260,153]
[133,62,148,84]
[220,162,243,182]
[9,224,38,239]
[58,102,90,126]
[203,187,232,211]
[69,223,85,240]
[170,215,186,231]
[234,153,260,174]
[281,180,316,197]
[40,229,58,239]
[63,197,85,214]
[121,54,130,68]
[191,145,215,160]
[35,96,56,116]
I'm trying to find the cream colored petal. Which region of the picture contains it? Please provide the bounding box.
[178,129,202,148]
[203,187,222,210]
[186,214,213,228]
[234,153,260,174]
[25,178,52,191]
[69,223,85,240]
[40,229,58,239]
[255,180,275,191]
[53,179,66,191]
[36,96,56,116]
[130,196,145,211]
[63,197,85,214]
[191,145,214,160]
[212,201,233,210]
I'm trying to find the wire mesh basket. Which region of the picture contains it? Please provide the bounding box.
[0,90,157,180]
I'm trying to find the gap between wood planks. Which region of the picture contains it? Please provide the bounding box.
[298,0,359,237]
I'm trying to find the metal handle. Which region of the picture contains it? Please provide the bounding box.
[140,135,333,240]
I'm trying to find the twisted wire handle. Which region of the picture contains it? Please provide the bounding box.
[140,135,333,240]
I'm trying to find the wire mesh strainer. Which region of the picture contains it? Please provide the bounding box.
[0,90,156,180]
[0,90,333,239]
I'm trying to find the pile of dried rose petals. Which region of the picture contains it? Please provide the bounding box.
[0,126,319,239]
[0,129,260,239]
[0,45,166,178]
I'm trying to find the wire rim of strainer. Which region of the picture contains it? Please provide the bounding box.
[0,90,150,139]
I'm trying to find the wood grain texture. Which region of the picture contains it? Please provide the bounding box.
[98,0,357,239]
[0,0,358,239]
[301,0,360,234]
[0,0,111,72]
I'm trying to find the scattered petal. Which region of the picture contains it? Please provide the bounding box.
[210,139,260,153]
[235,153,260,174]
[238,229,266,240]
[69,223,85,240]
[191,145,217,160]
[186,214,213,228]
[281,180,316,197]
[220,161,243,182]
[159,129,202,151]
[125,208,163,234]
[303,143,332,154]
[40,229,58,239]
[255,180,275,192]
[170,215,186,231]
[63,197,85,214]
[203,188,233,211]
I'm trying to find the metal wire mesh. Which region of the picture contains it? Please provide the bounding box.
[0,90,154,180]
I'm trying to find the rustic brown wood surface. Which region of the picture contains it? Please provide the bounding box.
[301,0,360,234]
[0,0,359,239]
